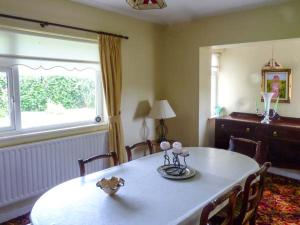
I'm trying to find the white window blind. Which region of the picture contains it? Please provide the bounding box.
[0,28,99,62]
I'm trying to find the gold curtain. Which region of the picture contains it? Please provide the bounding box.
[98,34,126,163]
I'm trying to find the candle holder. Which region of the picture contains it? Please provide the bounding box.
[163,152,189,176]
[157,141,196,180]
[163,149,170,166]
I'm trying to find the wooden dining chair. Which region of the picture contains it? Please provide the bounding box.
[78,152,119,176]
[229,136,263,164]
[125,140,153,161]
[199,185,242,225]
[233,162,271,225]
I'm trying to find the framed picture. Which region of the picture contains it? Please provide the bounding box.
[261,68,292,103]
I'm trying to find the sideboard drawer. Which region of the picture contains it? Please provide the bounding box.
[216,120,256,138]
[268,126,300,141]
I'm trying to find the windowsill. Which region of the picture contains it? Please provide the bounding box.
[0,123,108,148]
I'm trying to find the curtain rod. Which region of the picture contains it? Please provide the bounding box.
[0,13,129,40]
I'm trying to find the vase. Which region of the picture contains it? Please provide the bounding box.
[261,92,274,124]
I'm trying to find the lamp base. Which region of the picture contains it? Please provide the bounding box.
[157,119,168,143]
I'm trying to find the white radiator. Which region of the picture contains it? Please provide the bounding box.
[0,131,109,208]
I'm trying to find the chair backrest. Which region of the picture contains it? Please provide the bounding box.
[200,185,242,225]
[234,162,271,225]
[78,152,119,176]
[229,136,263,163]
[125,140,153,161]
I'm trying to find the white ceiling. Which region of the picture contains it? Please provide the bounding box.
[72,0,287,25]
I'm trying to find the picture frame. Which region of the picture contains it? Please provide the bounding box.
[261,68,292,103]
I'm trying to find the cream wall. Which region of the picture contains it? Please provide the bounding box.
[218,38,300,117]
[0,0,164,146]
[161,0,300,146]
[199,47,212,147]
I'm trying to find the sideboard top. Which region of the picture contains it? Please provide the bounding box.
[217,112,300,128]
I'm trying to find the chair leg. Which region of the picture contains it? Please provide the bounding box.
[249,214,256,225]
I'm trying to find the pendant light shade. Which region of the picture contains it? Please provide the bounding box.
[126,0,167,10]
[263,58,282,69]
[263,46,282,69]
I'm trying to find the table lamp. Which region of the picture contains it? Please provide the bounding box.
[148,100,176,143]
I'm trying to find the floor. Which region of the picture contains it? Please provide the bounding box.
[2,174,299,225]
[256,174,300,225]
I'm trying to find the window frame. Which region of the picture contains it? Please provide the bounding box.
[0,64,105,137]
[0,67,16,132]
[211,53,220,117]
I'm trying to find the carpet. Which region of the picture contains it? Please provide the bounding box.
[2,174,299,225]
[256,174,300,225]
[2,213,30,225]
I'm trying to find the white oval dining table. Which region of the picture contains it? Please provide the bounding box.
[30,147,259,225]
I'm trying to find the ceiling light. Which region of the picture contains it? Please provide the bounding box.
[126,0,167,10]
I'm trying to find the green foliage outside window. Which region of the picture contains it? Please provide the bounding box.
[0,76,8,118]
[0,75,95,118]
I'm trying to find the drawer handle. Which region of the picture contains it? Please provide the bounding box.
[221,124,225,128]
[273,131,278,137]
[245,128,250,132]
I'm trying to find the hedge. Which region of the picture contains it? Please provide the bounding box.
[0,75,95,118]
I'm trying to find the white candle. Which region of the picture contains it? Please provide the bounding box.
[172,142,182,149]
[172,142,183,154]
[160,141,170,151]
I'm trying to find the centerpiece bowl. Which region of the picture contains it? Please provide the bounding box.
[96,176,125,195]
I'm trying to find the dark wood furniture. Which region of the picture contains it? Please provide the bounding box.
[229,136,263,164]
[78,152,119,176]
[215,112,300,169]
[125,140,153,161]
[200,185,242,225]
[234,162,271,225]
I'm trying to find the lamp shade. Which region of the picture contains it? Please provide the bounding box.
[148,100,176,119]
[126,0,167,10]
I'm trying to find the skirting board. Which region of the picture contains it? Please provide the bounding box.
[269,167,300,180]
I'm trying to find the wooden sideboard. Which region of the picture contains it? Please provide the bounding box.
[215,112,300,170]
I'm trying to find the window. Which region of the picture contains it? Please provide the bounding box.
[0,28,105,135]
[211,53,220,117]
[0,68,13,131]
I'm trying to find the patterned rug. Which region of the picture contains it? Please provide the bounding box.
[256,174,300,225]
[2,212,30,225]
[2,174,299,225]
